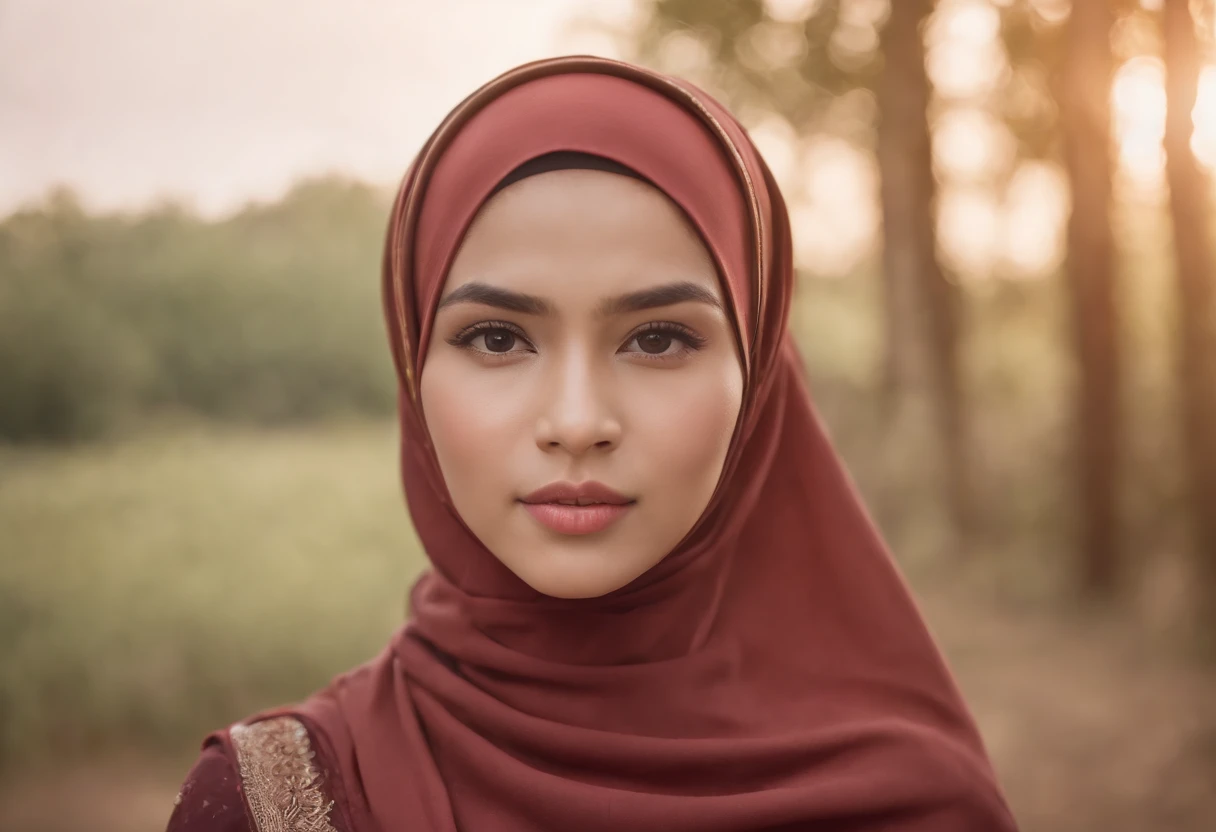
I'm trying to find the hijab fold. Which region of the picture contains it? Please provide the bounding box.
[275,56,1015,832]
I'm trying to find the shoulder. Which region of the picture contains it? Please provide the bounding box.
[899,729,1020,831]
[165,743,249,831]
[167,716,346,832]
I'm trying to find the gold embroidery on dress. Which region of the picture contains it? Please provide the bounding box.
[230,717,339,832]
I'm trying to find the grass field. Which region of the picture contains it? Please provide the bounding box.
[0,421,424,771]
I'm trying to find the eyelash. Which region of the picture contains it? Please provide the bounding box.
[446,320,707,360]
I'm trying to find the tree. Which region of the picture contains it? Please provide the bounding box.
[875,0,973,546]
[1161,0,1216,630]
[1056,0,1121,595]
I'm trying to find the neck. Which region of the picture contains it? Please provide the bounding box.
[407,554,730,666]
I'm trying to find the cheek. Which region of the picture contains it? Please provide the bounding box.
[420,358,527,501]
[627,362,743,488]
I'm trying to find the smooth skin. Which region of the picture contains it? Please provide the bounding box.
[420,170,744,599]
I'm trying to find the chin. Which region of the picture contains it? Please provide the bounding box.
[530,582,611,600]
[510,551,647,600]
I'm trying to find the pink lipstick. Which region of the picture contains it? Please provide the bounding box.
[519,481,635,536]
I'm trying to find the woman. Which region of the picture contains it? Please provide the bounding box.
[167,56,1017,832]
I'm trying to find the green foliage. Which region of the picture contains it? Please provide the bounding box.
[0,179,397,442]
[0,423,422,770]
[635,0,871,132]
[995,0,1152,162]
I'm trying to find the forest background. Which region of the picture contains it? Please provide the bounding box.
[2,0,1215,829]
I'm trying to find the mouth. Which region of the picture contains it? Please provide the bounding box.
[518,481,636,536]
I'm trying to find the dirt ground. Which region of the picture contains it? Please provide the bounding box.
[1,579,1213,832]
[920,578,1216,831]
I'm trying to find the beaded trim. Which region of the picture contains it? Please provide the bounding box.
[230,717,339,832]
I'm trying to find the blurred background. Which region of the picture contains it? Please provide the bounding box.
[2,0,1215,828]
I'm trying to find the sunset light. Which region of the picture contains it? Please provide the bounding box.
[5,1,1216,827]
[1112,56,1216,182]
[1195,66,1216,169]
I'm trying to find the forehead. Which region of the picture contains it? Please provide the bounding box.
[444,169,725,300]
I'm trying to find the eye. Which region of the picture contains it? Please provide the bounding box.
[621,323,707,359]
[448,321,535,357]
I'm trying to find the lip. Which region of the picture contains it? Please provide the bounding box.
[518,481,635,536]
[520,481,633,506]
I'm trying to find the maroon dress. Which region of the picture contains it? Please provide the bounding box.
[167,717,354,832]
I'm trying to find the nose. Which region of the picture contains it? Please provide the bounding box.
[534,351,622,455]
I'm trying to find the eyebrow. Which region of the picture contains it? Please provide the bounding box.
[435,280,723,317]
[436,282,550,315]
[597,281,723,316]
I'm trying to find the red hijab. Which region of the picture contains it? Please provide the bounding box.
[293,56,1016,831]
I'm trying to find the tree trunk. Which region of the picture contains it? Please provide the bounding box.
[1162,0,1216,629]
[876,0,974,549]
[1058,0,1120,596]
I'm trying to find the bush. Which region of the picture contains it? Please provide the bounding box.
[0,181,398,442]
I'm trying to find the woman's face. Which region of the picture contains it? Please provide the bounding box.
[420,170,744,599]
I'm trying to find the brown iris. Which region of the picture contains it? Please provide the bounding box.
[484,331,516,352]
[637,332,673,354]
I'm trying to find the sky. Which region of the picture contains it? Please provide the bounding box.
[0,0,634,217]
[3,0,1207,276]
[0,0,886,275]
